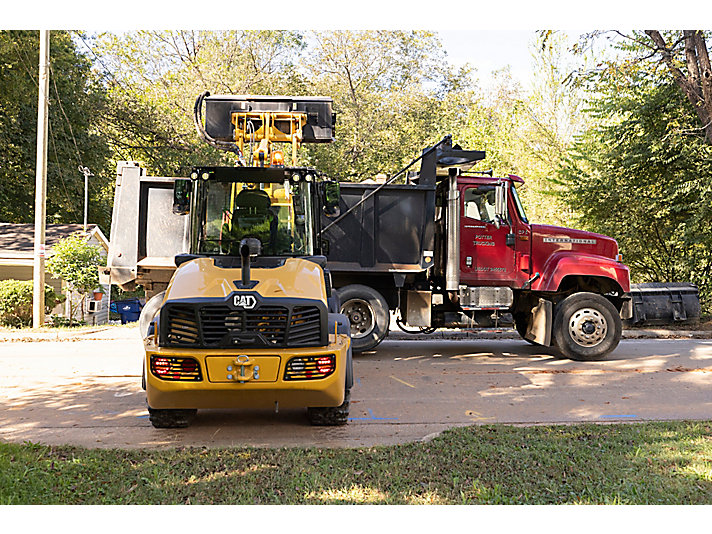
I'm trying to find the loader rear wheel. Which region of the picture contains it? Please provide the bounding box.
[552,292,621,361]
[307,390,351,426]
[337,284,389,352]
[148,407,197,429]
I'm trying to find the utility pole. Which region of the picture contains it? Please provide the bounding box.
[79,166,93,232]
[33,30,50,328]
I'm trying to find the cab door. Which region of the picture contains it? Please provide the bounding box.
[459,182,517,285]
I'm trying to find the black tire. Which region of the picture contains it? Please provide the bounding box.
[307,390,351,426]
[552,292,622,361]
[514,313,538,345]
[148,407,197,428]
[337,284,389,352]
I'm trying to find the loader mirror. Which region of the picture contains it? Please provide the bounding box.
[494,181,508,228]
[322,180,341,218]
[173,179,191,215]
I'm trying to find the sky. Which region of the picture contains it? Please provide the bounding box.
[437,30,538,89]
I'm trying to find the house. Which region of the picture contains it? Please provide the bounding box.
[0,223,111,325]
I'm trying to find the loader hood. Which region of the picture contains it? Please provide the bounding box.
[164,256,328,302]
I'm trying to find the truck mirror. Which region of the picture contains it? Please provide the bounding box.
[494,181,508,227]
[173,179,191,215]
[322,180,341,218]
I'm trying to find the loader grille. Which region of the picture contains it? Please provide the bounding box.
[165,305,200,345]
[161,300,324,348]
[200,305,289,345]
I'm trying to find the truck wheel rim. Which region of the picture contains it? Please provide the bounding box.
[341,298,375,339]
[568,307,607,347]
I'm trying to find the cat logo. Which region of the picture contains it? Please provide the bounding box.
[233,295,257,309]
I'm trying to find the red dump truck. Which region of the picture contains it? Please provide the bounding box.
[322,136,632,360]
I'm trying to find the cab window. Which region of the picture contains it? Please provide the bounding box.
[463,186,497,224]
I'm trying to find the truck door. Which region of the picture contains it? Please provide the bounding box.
[459,183,517,285]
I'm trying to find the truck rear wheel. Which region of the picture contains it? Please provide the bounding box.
[337,285,389,352]
[552,292,621,361]
[514,313,538,345]
[307,390,351,426]
[148,407,197,428]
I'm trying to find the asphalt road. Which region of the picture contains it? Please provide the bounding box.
[0,328,710,449]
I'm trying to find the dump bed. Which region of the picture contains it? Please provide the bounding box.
[321,182,436,274]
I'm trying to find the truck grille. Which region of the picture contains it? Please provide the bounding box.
[161,301,324,348]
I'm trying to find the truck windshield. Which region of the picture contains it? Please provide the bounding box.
[511,184,529,224]
[198,180,314,256]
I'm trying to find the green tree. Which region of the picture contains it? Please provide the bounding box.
[46,233,106,323]
[0,31,111,230]
[89,30,306,176]
[560,52,712,312]
[458,32,591,227]
[0,280,63,328]
[302,30,475,180]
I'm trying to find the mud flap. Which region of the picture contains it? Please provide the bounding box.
[526,298,552,346]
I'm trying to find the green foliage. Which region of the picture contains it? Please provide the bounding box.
[0,279,63,327]
[560,59,712,312]
[46,233,105,295]
[91,30,306,177]
[0,31,111,231]
[302,31,475,180]
[458,32,591,228]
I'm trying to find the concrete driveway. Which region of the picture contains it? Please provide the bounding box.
[0,327,710,449]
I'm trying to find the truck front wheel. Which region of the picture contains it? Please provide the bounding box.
[337,285,389,352]
[552,292,622,361]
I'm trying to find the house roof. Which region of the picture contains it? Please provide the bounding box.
[0,223,109,259]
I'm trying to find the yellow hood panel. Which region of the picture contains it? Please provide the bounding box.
[165,257,327,302]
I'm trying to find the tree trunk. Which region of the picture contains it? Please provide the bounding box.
[646,30,712,144]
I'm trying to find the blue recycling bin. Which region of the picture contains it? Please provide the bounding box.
[111,299,144,324]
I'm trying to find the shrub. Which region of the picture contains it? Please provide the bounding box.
[0,279,64,327]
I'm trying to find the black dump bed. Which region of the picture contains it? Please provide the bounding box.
[320,137,484,276]
[321,182,436,274]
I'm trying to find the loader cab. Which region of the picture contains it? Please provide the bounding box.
[174,166,339,260]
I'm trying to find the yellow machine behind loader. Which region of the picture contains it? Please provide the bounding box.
[136,92,352,428]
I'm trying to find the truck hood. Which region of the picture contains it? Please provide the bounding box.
[530,224,619,260]
[164,257,327,303]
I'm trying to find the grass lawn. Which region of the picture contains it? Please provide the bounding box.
[1,420,711,505]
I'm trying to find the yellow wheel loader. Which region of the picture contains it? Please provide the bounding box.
[112,94,352,428]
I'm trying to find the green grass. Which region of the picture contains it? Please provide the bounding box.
[1,421,711,504]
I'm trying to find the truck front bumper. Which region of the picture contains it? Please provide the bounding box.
[144,334,350,410]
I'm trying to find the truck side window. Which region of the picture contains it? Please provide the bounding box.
[463,186,496,224]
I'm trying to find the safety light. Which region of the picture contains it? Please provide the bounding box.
[271,150,284,166]
[150,355,202,381]
[615,253,623,262]
[284,355,335,380]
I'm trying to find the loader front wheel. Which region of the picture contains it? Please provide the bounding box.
[148,407,197,429]
[307,390,351,426]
